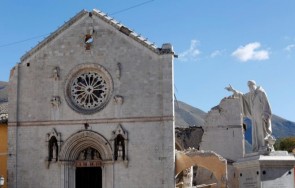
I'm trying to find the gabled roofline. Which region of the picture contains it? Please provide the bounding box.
[21,10,88,62]
[21,9,174,62]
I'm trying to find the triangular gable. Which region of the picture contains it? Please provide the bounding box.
[21,9,174,62]
[110,124,128,140]
[21,10,88,62]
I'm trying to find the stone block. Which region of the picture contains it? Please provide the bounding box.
[8,10,175,188]
[234,152,295,188]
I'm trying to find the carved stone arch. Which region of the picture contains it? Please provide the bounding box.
[59,130,114,188]
[59,130,113,162]
[176,149,228,188]
[110,124,128,140]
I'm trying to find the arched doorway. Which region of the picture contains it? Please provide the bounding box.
[75,147,103,188]
[59,130,113,188]
[76,167,102,188]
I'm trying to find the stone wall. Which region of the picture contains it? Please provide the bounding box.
[200,98,245,161]
[8,10,175,188]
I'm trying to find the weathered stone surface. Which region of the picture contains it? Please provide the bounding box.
[176,149,227,188]
[8,9,175,188]
[200,98,245,161]
[234,151,295,188]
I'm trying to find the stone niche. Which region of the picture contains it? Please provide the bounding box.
[200,98,245,161]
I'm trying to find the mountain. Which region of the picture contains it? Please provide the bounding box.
[175,101,206,128]
[175,100,295,140]
[271,115,295,138]
[0,81,8,103]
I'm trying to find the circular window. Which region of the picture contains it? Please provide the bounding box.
[65,64,113,114]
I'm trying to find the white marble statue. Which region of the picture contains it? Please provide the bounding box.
[225,80,273,152]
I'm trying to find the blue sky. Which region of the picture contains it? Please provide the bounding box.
[0,0,295,121]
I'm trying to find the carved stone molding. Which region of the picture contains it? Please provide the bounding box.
[9,115,174,127]
[110,124,128,166]
[113,95,124,105]
[64,63,113,114]
[46,128,62,168]
[59,130,113,163]
[59,130,113,188]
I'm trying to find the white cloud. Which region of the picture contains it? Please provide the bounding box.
[178,40,200,62]
[232,42,269,62]
[210,50,222,58]
[284,44,295,52]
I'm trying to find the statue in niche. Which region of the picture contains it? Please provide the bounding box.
[114,134,125,160]
[77,147,101,160]
[52,67,60,80]
[225,80,275,152]
[78,150,86,160]
[51,96,61,107]
[46,128,62,168]
[93,150,101,160]
[85,147,93,160]
[111,124,128,165]
[117,140,123,160]
[48,136,58,162]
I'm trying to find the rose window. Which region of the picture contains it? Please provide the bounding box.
[65,64,113,114]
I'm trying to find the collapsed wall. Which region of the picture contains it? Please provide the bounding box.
[200,97,245,162]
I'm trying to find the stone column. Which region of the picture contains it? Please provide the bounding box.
[183,166,193,188]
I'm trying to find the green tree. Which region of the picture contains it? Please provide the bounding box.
[274,137,295,152]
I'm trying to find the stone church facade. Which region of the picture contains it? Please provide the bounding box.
[8,9,175,188]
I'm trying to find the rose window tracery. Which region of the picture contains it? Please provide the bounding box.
[65,64,113,114]
[71,72,109,110]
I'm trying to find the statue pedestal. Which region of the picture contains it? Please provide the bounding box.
[234,151,295,188]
